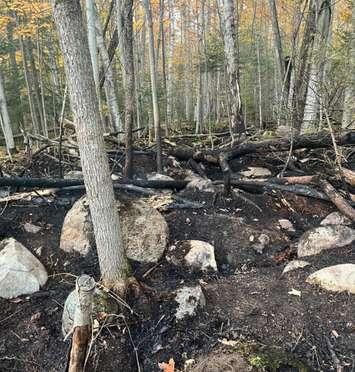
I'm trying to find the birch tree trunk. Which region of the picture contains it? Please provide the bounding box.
[0,71,15,154]
[94,8,122,133]
[116,0,136,178]
[291,0,317,133]
[268,0,284,100]
[217,0,244,134]
[52,0,129,293]
[142,0,163,173]
[302,0,332,132]
[342,0,355,129]
[166,0,175,132]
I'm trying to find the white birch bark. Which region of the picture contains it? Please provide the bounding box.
[142,0,163,172]
[94,8,122,133]
[302,0,332,131]
[342,0,355,129]
[166,0,175,129]
[0,71,15,153]
[217,0,243,133]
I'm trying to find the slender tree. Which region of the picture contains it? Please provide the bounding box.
[142,0,163,173]
[217,0,244,134]
[52,0,130,293]
[342,0,355,129]
[0,71,15,154]
[116,0,136,177]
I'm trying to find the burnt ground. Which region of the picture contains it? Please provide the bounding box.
[0,145,354,372]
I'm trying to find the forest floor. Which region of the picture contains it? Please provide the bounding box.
[0,134,354,372]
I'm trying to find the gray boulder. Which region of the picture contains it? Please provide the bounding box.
[306,264,355,294]
[0,238,48,299]
[297,225,355,257]
[60,196,169,263]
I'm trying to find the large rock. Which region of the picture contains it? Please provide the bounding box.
[0,238,48,299]
[320,212,352,227]
[306,264,355,294]
[175,285,206,320]
[184,240,218,272]
[60,197,92,256]
[62,287,118,336]
[60,196,169,263]
[297,226,355,258]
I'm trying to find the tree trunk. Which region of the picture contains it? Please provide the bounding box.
[166,0,175,132]
[0,71,15,154]
[142,0,163,173]
[116,0,136,178]
[302,0,332,132]
[342,0,355,129]
[52,0,130,293]
[94,7,122,133]
[217,0,244,134]
[268,0,285,106]
[291,0,317,133]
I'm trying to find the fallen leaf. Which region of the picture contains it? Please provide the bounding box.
[158,358,175,372]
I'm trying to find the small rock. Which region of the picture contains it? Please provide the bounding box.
[320,212,352,227]
[306,264,355,294]
[297,225,355,257]
[279,219,295,232]
[240,167,272,178]
[184,240,217,272]
[282,260,310,274]
[64,170,83,179]
[62,287,118,336]
[175,285,206,320]
[111,174,120,181]
[23,222,42,234]
[147,172,174,182]
[185,172,215,193]
[252,233,270,254]
[0,238,48,299]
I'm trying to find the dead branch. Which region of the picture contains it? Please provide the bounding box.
[319,179,355,222]
[342,168,355,187]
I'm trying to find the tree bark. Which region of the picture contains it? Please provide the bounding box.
[142,0,163,173]
[302,0,332,132]
[0,71,15,154]
[116,0,136,178]
[217,0,244,134]
[95,8,122,133]
[52,0,130,292]
[342,0,355,129]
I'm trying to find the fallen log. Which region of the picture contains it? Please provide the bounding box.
[342,168,355,187]
[226,179,328,201]
[0,177,188,191]
[319,179,355,222]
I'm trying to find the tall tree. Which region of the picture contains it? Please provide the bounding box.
[217,0,244,134]
[0,70,15,154]
[302,0,332,132]
[116,0,136,177]
[143,0,163,173]
[342,0,355,129]
[52,0,130,293]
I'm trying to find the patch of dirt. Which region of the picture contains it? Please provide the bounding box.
[0,145,354,372]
